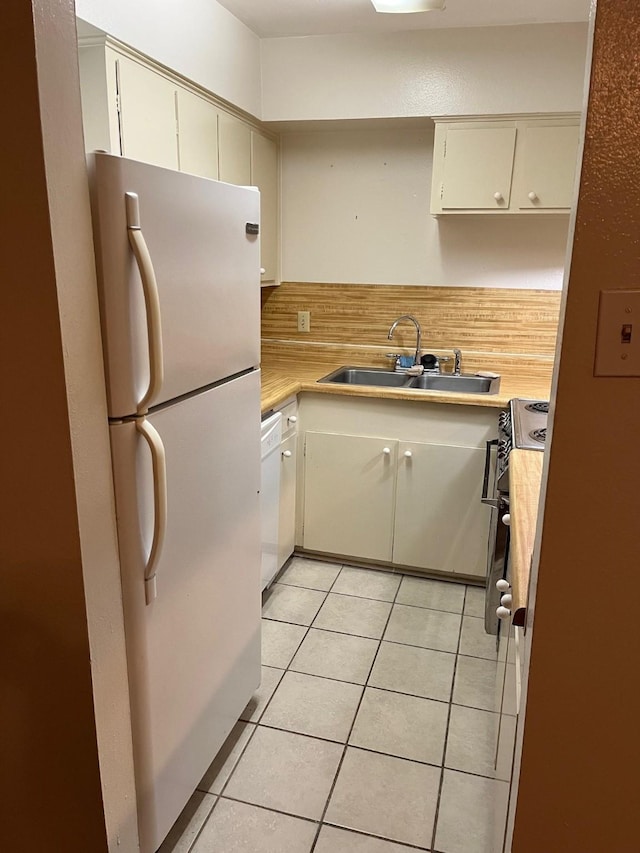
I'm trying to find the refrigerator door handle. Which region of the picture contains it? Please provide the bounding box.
[136,417,168,604]
[125,191,164,415]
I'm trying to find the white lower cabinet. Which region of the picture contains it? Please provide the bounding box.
[299,396,495,579]
[393,441,488,577]
[303,432,396,563]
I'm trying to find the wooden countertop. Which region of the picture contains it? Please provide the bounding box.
[260,360,552,414]
[509,449,545,626]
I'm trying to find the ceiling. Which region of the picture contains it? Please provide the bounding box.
[216,0,590,39]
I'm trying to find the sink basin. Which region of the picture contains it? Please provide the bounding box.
[318,367,414,388]
[318,366,499,394]
[408,374,495,393]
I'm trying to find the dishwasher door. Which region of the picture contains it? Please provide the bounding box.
[260,412,282,590]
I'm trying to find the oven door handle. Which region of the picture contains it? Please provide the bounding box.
[481,438,500,508]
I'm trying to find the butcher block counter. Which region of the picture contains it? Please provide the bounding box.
[260,356,553,414]
[509,449,545,625]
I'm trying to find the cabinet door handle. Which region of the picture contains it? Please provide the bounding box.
[493,191,504,202]
[528,191,538,202]
[382,447,391,455]
[282,450,292,458]
[496,606,511,620]
[502,513,511,526]
[288,415,298,424]
[496,579,511,592]
[404,450,413,458]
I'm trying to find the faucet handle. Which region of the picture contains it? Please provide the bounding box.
[385,353,402,371]
[452,348,462,375]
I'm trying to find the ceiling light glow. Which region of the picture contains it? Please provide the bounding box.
[371,0,446,12]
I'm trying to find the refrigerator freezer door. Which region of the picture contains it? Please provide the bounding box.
[109,370,261,852]
[88,152,261,418]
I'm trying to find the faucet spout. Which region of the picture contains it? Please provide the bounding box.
[387,314,422,367]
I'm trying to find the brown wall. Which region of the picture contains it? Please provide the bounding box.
[511,2,640,849]
[0,3,110,850]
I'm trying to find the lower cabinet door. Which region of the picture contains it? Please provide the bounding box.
[302,431,396,563]
[278,433,297,570]
[393,441,490,577]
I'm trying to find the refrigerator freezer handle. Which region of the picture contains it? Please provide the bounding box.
[135,417,168,604]
[125,192,164,415]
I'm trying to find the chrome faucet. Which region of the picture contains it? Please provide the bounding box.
[387,315,422,367]
[453,348,462,375]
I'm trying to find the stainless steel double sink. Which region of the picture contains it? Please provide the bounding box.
[317,366,499,395]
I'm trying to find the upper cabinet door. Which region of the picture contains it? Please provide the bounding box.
[176,89,219,180]
[218,113,251,186]
[117,56,178,170]
[251,132,279,283]
[441,127,517,210]
[512,124,580,210]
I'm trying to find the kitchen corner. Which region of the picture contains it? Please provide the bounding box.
[260,282,558,414]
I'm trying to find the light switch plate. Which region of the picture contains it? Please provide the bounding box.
[297,311,310,333]
[594,289,640,376]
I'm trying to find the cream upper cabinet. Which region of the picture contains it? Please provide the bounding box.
[431,115,581,215]
[393,441,489,577]
[77,38,280,285]
[218,113,252,186]
[116,55,178,170]
[440,126,517,211]
[175,89,218,180]
[302,432,396,563]
[251,132,279,283]
[512,123,581,210]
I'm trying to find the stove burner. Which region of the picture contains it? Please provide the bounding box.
[529,428,547,444]
[525,402,549,414]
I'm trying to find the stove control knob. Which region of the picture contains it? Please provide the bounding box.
[500,594,513,608]
[496,579,511,592]
[496,606,512,620]
[501,514,511,527]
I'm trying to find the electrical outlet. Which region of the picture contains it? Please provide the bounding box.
[297,311,311,333]
[594,289,640,376]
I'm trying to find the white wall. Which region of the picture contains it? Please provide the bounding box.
[76,0,261,117]
[282,128,569,289]
[262,24,588,121]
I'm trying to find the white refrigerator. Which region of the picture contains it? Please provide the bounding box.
[87,152,262,852]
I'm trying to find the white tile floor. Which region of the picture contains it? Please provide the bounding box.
[159,558,511,853]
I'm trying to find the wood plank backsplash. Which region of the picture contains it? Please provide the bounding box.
[261,282,561,357]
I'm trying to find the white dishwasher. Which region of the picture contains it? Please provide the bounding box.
[260,411,282,591]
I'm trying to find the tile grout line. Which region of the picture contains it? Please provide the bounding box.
[207,792,431,852]
[307,573,404,853]
[187,567,347,850]
[189,565,489,851]
[277,578,468,613]
[429,583,468,853]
